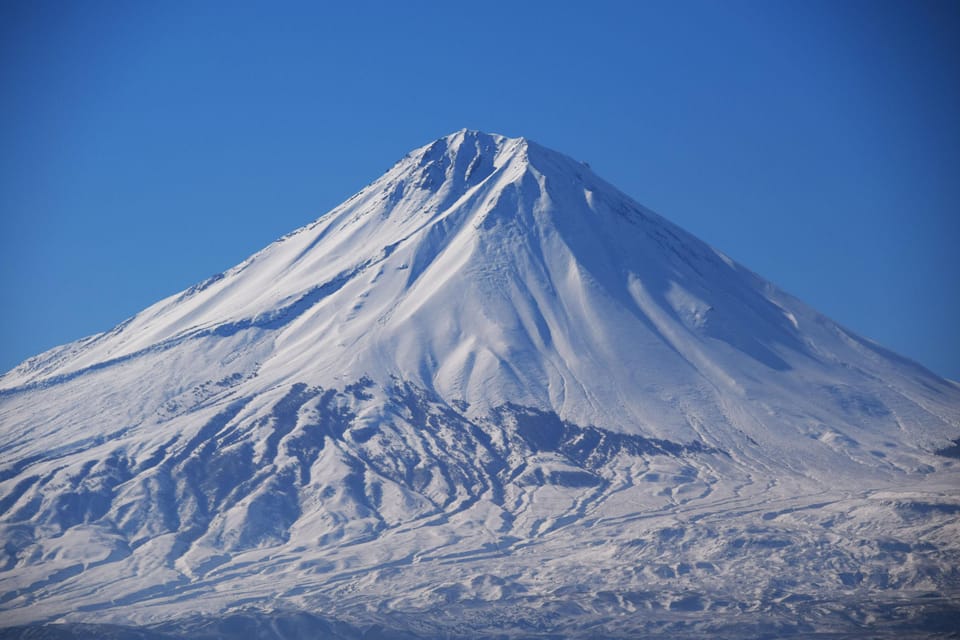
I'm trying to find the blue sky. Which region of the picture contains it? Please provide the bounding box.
[2,0,958,379]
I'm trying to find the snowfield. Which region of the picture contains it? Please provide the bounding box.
[1,130,958,638]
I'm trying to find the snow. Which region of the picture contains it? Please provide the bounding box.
[0,130,958,637]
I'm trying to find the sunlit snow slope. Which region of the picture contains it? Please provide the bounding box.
[1,131,958,638]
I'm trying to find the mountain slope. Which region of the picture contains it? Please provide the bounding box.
[1,130,958,638]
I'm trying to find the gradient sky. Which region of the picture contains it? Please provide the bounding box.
[2,0,959,380]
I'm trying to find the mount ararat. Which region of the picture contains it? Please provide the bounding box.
[1,130,958,638]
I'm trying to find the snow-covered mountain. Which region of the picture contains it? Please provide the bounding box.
[1,130,958,638]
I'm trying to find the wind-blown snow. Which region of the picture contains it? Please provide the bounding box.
[0,130,958,638]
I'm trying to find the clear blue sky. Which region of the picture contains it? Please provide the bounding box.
[2,0,958,380]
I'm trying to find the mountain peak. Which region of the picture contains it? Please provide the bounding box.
[403,129,591,188]
[403,130,523,193]
[380,130,608,235]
